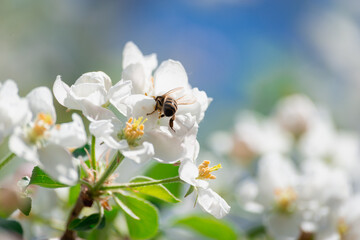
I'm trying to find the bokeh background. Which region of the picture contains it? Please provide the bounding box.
[2,1,360,239]
[2,0,360,144]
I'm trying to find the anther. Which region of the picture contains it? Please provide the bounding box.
[197,160,222,180]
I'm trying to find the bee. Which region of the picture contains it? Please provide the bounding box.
[147,87,195,131]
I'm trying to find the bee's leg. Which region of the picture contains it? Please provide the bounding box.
[147,109,157,116]
[160,114,165,118]
[169,115,176,132]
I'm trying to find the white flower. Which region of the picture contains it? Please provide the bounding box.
[9,87,87,185]
[275,94,318,136]
[121,50,212,124]
[315,195,360,240]
[122,41,158,95]
[257,153,299,210]
[0,80,30,143]
[89,109,198,164]
[254,153,303,239]
[299,114,360,176]
[334,195,360,240]
[89,83,200,163]
[179,141,230,219]
[236,179,264,214]
[53,72,132,118]
[89,116,155,164]
[231,111,291,163]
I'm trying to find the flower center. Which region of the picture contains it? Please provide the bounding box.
[274,187,297,213]
[337,218,348,238]
[28,113,53,143]
[119,117,147,147]
[196,160,222,180]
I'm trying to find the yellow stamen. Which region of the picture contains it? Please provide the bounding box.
[274,187,297,213]
[337,218,348,238]
[121,117,147,146]
[29,113,54,142]
[196,160,222,180]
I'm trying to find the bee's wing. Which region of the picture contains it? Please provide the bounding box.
[176,94,197,105]
[162,87,184,97]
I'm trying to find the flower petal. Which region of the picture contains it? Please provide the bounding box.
[27,87,56,122]
[70,83,108,106]
[0,80,30,142]
[197,188,231,219]
[108,80,133,116]
[122,41,145,69]
[49,113,87,149]
[9,130,39,163]
[122,63,149,94]
[53,76,73,108]
[265,212,302,240]
[121,141,155,164]
[75,71,112,92]
[38,144,79,186]
[89,119,124,149]
[179,158,209,189]
[80,99,116,121]
[153,60,189,96]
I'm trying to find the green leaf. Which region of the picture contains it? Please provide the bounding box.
[69,213,105,231]
[174,215,238,240]
[113,193,139,220]
[18,197,32,216]
[184,185,195,198]
[130,176,180,203]
[29,166,68,188]
[116,194,159,239]
[68,184,81,206]
[0,218,23,236]
[246,225,266,238]
[72,144,90,158]
[145,163,181,198]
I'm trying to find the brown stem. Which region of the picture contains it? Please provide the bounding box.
[61,185,93,240]
[298,230,315,240]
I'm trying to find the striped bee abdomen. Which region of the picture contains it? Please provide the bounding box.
[163,97,177,117]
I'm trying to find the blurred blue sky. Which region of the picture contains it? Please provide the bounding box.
[1,0,359,140]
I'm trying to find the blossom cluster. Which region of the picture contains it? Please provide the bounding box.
[213,94,360,239]
[0,41,230,227]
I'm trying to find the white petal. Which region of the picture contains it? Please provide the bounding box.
[89,119,123,149]
[179,158,209,189]
[197,188,231,219]
[75,71,112,92]
[80,99,116,121]
[265,212,302,240]
[121,141,155,164]
[122,41,145,69]
[145,116,198,164]
[53,75,71,107]
[153,60,189,96]
[27,87,56,122]
[49,113,87,148]
[122,63,149,94]
[38,144,79,186]
[144,53,158,75]
[70,83,108,106]
[124,94,158,128]
[0,80,17,97]
[0,80,30,142]
[145,127,186,164]
[108,80,133,115]
[179,158,200,186]
[176,88,212,124]
[9,130,39,163]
